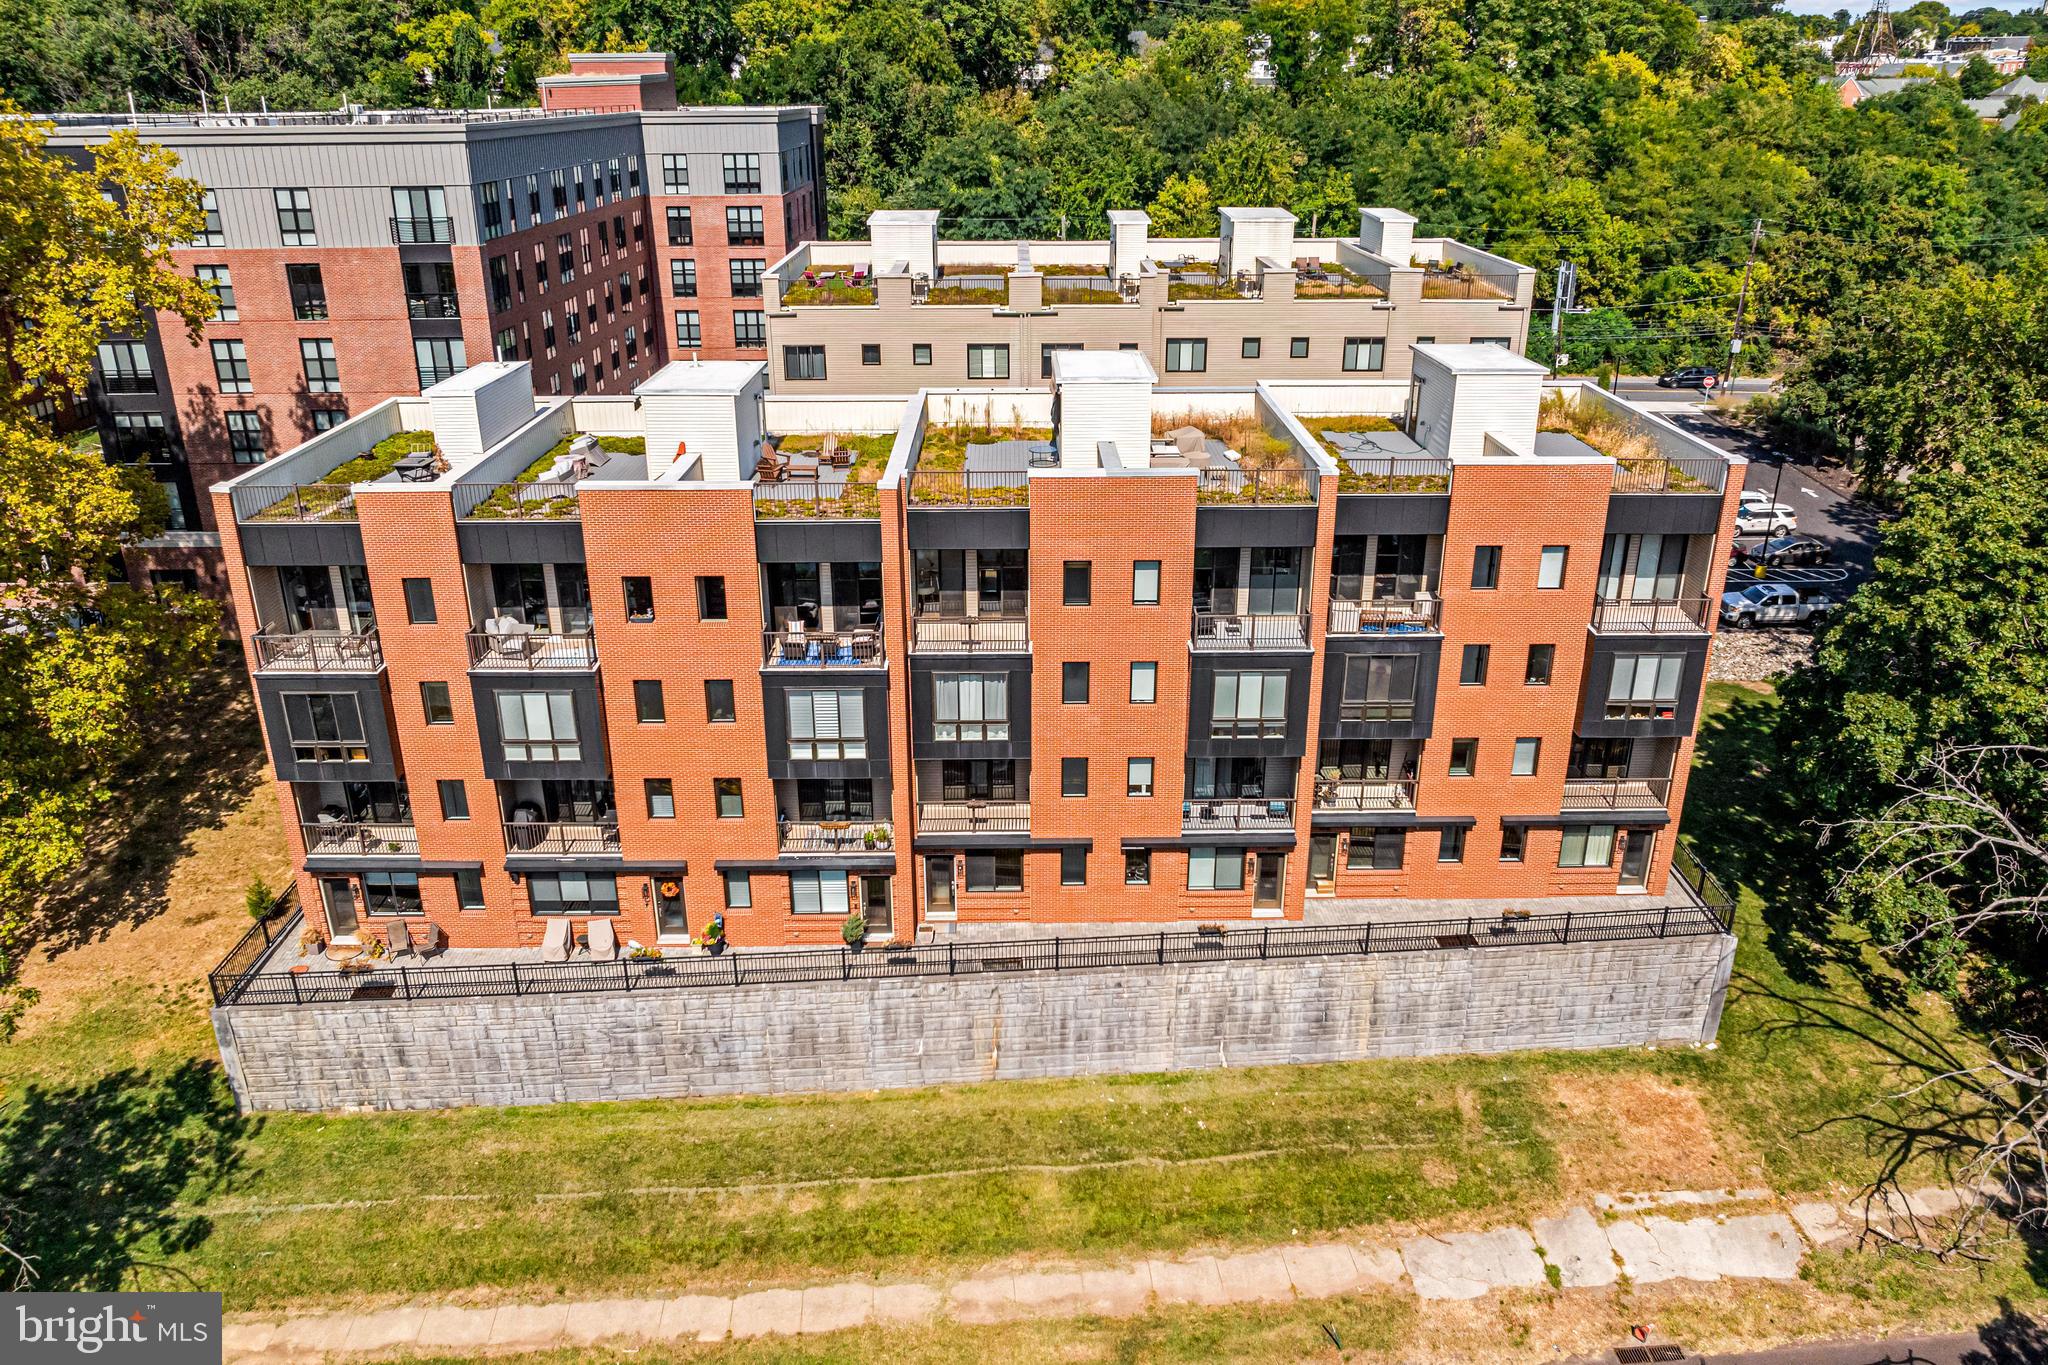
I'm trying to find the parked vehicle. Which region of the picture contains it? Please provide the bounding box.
[1737,536,1833,568]
[1719,582,1837,629]
[1658,366,1720,389]
[1734,505,1796,536]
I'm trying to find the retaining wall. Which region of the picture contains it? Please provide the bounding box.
[211,932,1736,1112]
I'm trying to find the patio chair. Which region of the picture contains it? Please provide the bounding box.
[587,917,618,962]
[387,920,417,961]
[1164,425,1207,457]
[819,434,852,469]
[541,917,572,963]
[415,921,443,957]
[484,614,533,656]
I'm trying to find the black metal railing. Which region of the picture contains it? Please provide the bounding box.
[1312,778,1418,812]
[1673,840,1734,928]
[210,888,1733,1009]
[917,801,1031,834]
[1612,457,1726,495]
[1181,798,1296,832]
[1195,466,1316,505]
[911,615,1029,653]
[453,481,582,520]
[1327,598,1441,634]
[762,628,884,667]
[1191,610,1312,651]
[390,216,455,244]
[466,629,598,669]
[301,820,419,856]
[1560,776,1675,811]
[98,373,158,394]
[252,629,384,672]
[209,885,299,1003]
[1590,597,1710,633]
[406,292,462,319]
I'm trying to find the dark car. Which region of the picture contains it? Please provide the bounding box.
[1739,536,1833,568]
[1657,366,1720,389]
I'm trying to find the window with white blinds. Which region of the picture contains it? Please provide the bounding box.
[1210,671,1288,737]
[1605,655,1685,720]
[932,674,1008,741]
[786,689,867,759]
[496,691,580,761]
[790,870,852,914]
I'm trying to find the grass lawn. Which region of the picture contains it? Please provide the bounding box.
[4,680,2044,1349]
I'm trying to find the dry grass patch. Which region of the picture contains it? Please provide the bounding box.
[1546,1073,1756,1197]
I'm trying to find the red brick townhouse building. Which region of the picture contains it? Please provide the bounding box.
[215,339,1742,953]
[46,54,821,597]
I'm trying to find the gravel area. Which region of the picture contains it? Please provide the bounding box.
[1710,627,1814,682]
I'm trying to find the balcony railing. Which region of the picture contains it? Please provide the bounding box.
[252,628,384,672]
[1561,776,1674,811]
[390,215,455,244]
[907,468,1031,507]
[1590,597,1710,633]
[503,820,621,856]
[1182,797,1296,833]
[232,483,361,523]
[1612,457,1727,494]
[912,614,1029,653]
[1195,466,1316,505]
[466,629,597,670]
[406,292,461,319]
[1312,778,1418,813]
[752,479,881,521]
[1336,455,1451,494]
[918,800,1030,834]
[763,628,884,667]
[453,481,582,520]
[98,373,157,394]
[779,820,891,855]
[302,820,417,856]
[1327,598,1441,634]
[1192,611,1311,651]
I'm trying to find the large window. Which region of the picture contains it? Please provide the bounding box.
[726,206,765,246]
[1340,654,1417,721]
[783,345,827,381]
[1606,655,1685,720]
[390,185,450,242]
[495,692,580,762]
[287,264,328,320]
[224,411,266,464]
[669,259,697,298]
[666,206,693,246]
[529,872,619,914]
[196,265,236,321]
[281,692,368,763]
[730,259,765,298]
[210,340,250,393]
[787,688,867,759]
[415,337,466,388]
[107,412,170,464]
[722,152,762,194]
[1211,672,1288,737]
[300,338,341,392]
[1559,824,1617,869]
[1348,826,1405,870]
[675,311,702,349]
[932,673,1008,741]
[733,311,766,348]
[97,341,155,392]
[1164,337,1207,373]
[273,187,316,245]
[967,344,1010,380]
[362,871,422,916]
[964,851,1023,892]
[1342,337,1385,372]
[192,189,225,246]
[791,870,852,914]
[661,153,689,194]
[1188,847,1244,891]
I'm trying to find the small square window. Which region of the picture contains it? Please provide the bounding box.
[1061,757,1088,798]
[705,679,736,722]
[1538,545,1569,589]
[1459,644,1489,686]
[696,575,727,620]
[861,343,881,366]
[1511,737,1541,776]
[1241,337,1261,359]
[1062,661,1089,704]
[1290,337,1309,359]
[1132,560,1160,605]
[1063,561,1091,606]
[724,870,752,907]
[633,679,666,723]
[646,778,676,819]
[1449,738,1478,777]
[1129,661,1157,704]
[912,343,932,366]
[1439,826,1467,863]
[1471,545,1501,590]
[714,778,743,818]
[437,779,469,820]
[1127,757,1154,797]
[455,868,486,910]
[421,681,453,725]
[1124,849,1151,885]
[1525,644,1555,686]
[623,576,655,622]
[402,577,436,624]
[1060,846,1086,886]
[1500,826,1526,862]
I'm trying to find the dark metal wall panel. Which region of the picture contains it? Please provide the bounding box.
[754,519,885,564]
[1577,633,1710,740]
[239,523,368,567]
[1193,504,1319,548]
[906,656,1033,759]
[468,672,610,780]
[1318,636,1443,741]
[1604,494,1723,536]
[1334,494,1451,537]
[256,672,398,783]
[455,521,588,564]
[758,672,894,778]
[1184,654,1312,759]
[905,508,1030,550]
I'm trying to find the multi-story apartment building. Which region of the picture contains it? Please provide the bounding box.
[761,206,1535,393]
[47,54,822,596]
[215,336,1741,955]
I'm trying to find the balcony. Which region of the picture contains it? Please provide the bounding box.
[503,820,621,856]
[454,481,582,520]
[779,820,891,855]
[1327,597,1440,635]
[917,800,1030,835]
[1182,797,1296,834]
[302,819,417,856]
[912,614,1028,654]
[1312,778,1418,814]
[466,629,598,670]
[252,628,383,673]
[1191,611,1310,651]
[406,292,461,320]
[1561,776,1673,811]
[99,373,157,394]
[1590,597,1710,634]
[390,216,455,244]
[763,627,883,668]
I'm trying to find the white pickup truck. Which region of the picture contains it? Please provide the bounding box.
[1719,582,1837,629]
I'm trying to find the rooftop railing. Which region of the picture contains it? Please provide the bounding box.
[454,481,583,520]
[1195,465,1316,505]
[1336,456,1451,494]
[1612,457,1727,494]
[906,468,1031,507]
[232,483,361,523]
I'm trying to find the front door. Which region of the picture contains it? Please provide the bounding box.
[863,876,893,936]
[1308,836,1336,894]
[319,877,360,942]
[1252,853,1285,915]
[1619,830,1655,892]
[654,875,689,939]
[925,856,955,918]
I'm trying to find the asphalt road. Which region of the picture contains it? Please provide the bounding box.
[1610,377,1776,403]
[1560,1312,2048,1363]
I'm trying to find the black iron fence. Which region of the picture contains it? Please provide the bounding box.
[211,885,300,1001]
[211,866,1733,1009]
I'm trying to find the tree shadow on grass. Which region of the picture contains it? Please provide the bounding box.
[0,1060,252,1291]
[29,656,268,953]
[1965,1299,2048,1363]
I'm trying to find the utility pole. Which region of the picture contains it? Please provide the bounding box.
[1549,260,1577,377]
[1725,217,1764,388]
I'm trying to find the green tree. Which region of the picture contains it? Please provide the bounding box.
[1958,54,2003,99]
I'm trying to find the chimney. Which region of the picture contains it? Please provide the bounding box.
[635,359,769,481]
[425,361,536,461]
[1357,207,1417,266]
[1108,209,1150,281]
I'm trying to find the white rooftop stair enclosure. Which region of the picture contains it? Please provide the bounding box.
[1050,350,1159,469]
[635,358,770,481]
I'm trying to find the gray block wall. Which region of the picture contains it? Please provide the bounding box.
[211,933,1737,1112]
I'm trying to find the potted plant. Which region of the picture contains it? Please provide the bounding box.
[694,912,727,956]
[842,909,868,949]
[300,922,327,956]
[864,824,892,851]
[628,944,663,960]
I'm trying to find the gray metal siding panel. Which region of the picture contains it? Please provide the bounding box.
[1604,493,1723,536]
[1334,494,1451,536]
[1193,505,1320,548]
[1319,636,1442,741]
[754,519,885,563]
[237,523,369,567]
[906,508,1031,550]
[469,672,610,780]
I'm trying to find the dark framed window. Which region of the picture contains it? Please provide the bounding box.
[1449,738,1478,777]
[966,344,1009,380]
[722,152,762,194]
[1439,826,1467,863]
[1041,342,1082,378]
[783,345,827,381]
[730,258,765,298]
[1511,737,1541,776]
[645,778,675,819]
[454,868,486,910]
[437,779,468,820]
[1125,849,1151,885]
[861,343,881,366]
[211,340,250,392]
[1525,644,1555,686]
[634,680,666,723]
[1459,643,1490,686]
[402,578,436,624]
[1133,561,1160,605]
[674,310,702,349]
[696,575,727,621]
[192,189,225,246]
[300,338,341,392]
[1500,825,1526,862]
[1062,661,1089,704]
[1061,757,1087,798]
[714,778,744,819]
[725,206,765,246]
[421,681,454,725]
[528,872,619,915]
[662,153,688,194]
[1164,337,1207,373]
[1342,337,1385,372]
[1471,545,1501,590]
[912,343,932,366]
[705,679,736,722]
[666,206,693,246]
[1348,827,1405,870]
[734,311,766,347]
[362,870,422,915]
[623,576,655,622]
[1241,337,1260,359]
[196,265,236,321]
[273,187,316,245]
[1063,561,1091,606]
[280,692,368,763]
[1060,846,1086,886]
[1538,545,1569,590]
[1290,337,1309,358]
[1127,757,1154,797]
[964,850,1023,892]
[224,411,265,464]
[670,258,697,297]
